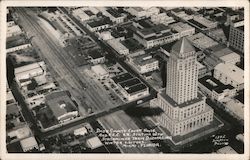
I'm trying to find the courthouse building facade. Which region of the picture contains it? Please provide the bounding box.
[153,38,214,136]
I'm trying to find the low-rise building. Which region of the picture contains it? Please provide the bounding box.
[86,18,111,32]
[99,7,126,24]
[107,38,129,55]
[6,35,32,53]
[91,65,109,79]
[169,22,195,38]
[128,53,159,74]
[7,25,23,38]
[219,52,240,65]
[133,24,180,48]
[171,8,193,21]
[192,15,218,29]
[14,61,46,87]
[214,63,244,91]
[111,73,149,101]
[198,76,236,101]
[88,49,105,65]
[187,33,218,50]
[126,7,159,19]
[150,12,175,25]
[72,7,96,22]
[45,91,78,123]
[86,137,103,149]
[20,136,39,152]
[74,127,88,136]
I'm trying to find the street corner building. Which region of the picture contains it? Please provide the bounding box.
[151,38,214,145]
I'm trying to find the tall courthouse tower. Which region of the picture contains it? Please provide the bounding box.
[155,38,214,136]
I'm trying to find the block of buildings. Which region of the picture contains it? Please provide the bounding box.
[214,63,244,90]
[151,38,214,141]
[197,61,208,78]
[224,98,244,121]
[111,73,149,101]
[45,91,79,123]
[169,22,195,38]
[198,76,236,101]
[128,53,159,74]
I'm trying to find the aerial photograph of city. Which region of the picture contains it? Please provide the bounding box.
[5,6,245,155]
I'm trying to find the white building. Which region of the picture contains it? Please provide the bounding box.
[153,38,214,136]
[151,13,175,25]
[7,25,23,38]
[97,31,113,41]
[169,22,195,38]
[214,63,244,90]
[74,127,88,136]
[20,136,39,152]
[91,65,109,79]
[107,38,129,55]
[129,53,159,74]
[187,33,218,50]
[86,19,110,32]
[15,61,47,87]
[219,52,240,65]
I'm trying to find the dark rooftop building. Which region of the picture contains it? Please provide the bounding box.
[88,49,104,59]
[111,72,133,84]
[87,17,111,28]
[125,83,147,94]
[198,75,234,93]
[106,8,121,18]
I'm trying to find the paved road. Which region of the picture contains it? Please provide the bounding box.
[16,8,127,114]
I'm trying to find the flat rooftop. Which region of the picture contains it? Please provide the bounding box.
[121,38,143,52]
[87,18,110,28]
[125,83,147,94]
[199,75,234,93]
[133,53,158,66]
[112,72,133,84]
[119,77,141,88]
[6,34,29,49]
[215,63,244,84]
[106,8,121,18]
